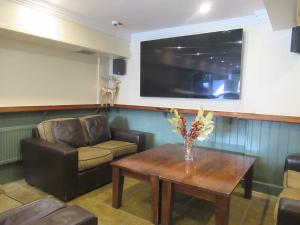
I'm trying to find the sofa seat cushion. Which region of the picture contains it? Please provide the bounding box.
[77,147,113,172]
[93,140,137,158]
[284,170,300,189]
[274,188,300,220]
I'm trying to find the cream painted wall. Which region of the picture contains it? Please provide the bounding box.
[116,17,300,117]
[0,0,129,57]
[0,36,99,106]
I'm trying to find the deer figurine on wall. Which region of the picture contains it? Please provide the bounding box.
[100,76,121,106]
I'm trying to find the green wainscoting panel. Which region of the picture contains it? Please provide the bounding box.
[1,107,300,195]
[0,162,23,184]
[0,109,106,184]
[108,109,300,195]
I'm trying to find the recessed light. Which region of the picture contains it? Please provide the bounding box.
[210,56,214,60]
[221,60,224,63]
[198,2,212,14]
[196,52,200,56]
[177,46,182,49]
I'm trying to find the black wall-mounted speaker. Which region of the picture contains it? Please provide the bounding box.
[113,58,126,75]
[291,26,300,53]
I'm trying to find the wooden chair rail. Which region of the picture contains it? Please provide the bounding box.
[113,104,300,124]
[0,104,107,113]
[0,104,300,123]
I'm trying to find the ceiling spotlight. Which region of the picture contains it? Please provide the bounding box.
[196,52,200,56]
[112,20,123,27]
[198,2,212,14]
[238,40,242,44]
[210,56,214,60]
[177,46,182,49]
[221,60,224,63]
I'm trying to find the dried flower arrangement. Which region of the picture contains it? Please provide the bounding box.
[168,108,215,160]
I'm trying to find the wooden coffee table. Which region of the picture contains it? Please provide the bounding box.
[111,146,166,225]
[111,144,255,225]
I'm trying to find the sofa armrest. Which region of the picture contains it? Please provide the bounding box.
[277,198,300,225]
[21,138,78,201]
[31,205,97,225]
[110,128,145,152]
[0,197,65,225]
[285,154,300,172]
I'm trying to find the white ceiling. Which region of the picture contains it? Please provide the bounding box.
[41,0,265,38]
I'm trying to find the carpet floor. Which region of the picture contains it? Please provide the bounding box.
[0,178,277,225]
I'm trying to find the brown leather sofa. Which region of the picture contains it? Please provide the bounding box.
[275,154,300,225]
[21,115,145,201]
[0,197,97,225]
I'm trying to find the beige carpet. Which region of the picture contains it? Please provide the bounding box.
[1,178,277,225]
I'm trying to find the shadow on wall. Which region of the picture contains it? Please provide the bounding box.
[109,116,129,130]
[109,115,155,149]
[144,132,155,149]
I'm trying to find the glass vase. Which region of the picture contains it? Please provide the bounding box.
[184,137,194,161]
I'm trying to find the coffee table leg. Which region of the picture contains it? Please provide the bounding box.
[150,176,161,225]
[215,195,230,225]
[112,166,124,208]
[244,165,253,199]
[161,181,174,225]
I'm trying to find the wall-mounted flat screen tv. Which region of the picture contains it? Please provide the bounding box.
[140,29,243,99]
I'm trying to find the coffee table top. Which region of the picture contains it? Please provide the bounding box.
[111,144,255,196]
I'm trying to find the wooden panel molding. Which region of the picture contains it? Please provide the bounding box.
[1,104,300,123]
[113,104,300,124]
[0,104,108,113]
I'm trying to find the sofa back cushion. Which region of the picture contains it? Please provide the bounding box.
[79,115,111,145]
[52,119,85,148]
[79,115,100,144]
[37,118,75,143]
[84,116,111,145]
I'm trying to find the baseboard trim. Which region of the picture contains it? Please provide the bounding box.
[252,180,282,196]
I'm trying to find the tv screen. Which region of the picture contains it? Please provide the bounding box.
[140,29,243,99]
